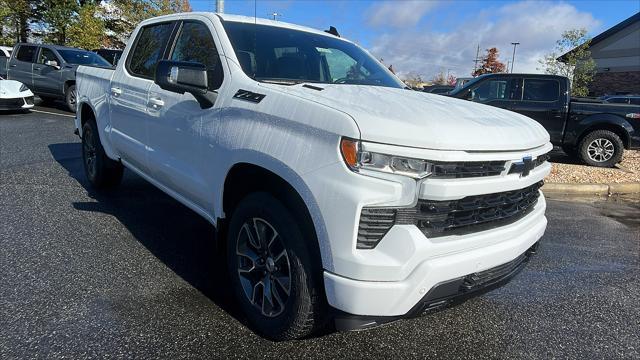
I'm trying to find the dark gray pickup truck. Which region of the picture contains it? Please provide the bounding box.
[7,43,111,112]
[450,73,640,167]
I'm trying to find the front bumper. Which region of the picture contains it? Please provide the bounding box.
[0,96,34,110]
[333,240,540,331]
[323,195,547,317]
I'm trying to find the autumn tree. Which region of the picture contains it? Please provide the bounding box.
[39,0,79,44]
[472,47,506,76]
[447,74,456,86]
[538,28,596,97]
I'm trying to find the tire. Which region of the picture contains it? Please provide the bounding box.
[65,84,77,112]
[81,119,124,189]
[578,130,624,167]
[226,192,326,340]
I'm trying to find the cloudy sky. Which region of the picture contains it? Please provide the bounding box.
[191,0,639,79]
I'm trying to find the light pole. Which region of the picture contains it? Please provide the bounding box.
[270,12,282,20]
[510,42,520,73]
[215,0,224,13]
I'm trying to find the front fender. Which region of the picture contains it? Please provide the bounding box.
[216,152,334,270]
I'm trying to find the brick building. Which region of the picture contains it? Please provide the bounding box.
[560,12,640,96]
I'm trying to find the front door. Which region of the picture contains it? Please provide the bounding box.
[146,19,225,206]
[33,47,62,95]
[109,21,176,174]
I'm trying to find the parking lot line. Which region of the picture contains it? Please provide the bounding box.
[31,109,75,118]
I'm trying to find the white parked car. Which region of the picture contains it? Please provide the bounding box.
[0,77,34,111]
[75,13,552,340]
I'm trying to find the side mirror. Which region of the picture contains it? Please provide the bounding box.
[155,60,216,109]
[45,60,60,69]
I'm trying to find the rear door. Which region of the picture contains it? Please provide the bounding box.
[509,78,564,143]
[8,45,37,87]
[110,21,176,174]
[146,19,226,205]
[33,47,63,95]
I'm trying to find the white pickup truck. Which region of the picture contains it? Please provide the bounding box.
[75,12,552,340]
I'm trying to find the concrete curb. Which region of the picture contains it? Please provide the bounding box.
[543,182,640,195]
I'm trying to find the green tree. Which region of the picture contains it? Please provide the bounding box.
[104,0,191,48]
[39,0,78,44]
[1,0,37,44]
[538,28,597,97]
[67,4,104,49]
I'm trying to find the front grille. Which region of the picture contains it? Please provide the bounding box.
[401,181,543,237]
[0,98,24,107]
[356,181,543,249]
[430,161,506,179]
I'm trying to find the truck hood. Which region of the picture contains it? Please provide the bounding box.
[268,84,550,151]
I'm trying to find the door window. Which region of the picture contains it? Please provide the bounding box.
[127,22,175,79]
[170,21,224,90]
[523,79,559,102]
[16,45,37,62]
[471,78,521,102]
[38,48,58,64]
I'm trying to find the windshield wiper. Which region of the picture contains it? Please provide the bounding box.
[257,78,324,86]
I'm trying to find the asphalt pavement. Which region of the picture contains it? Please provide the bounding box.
[1,105,639,359]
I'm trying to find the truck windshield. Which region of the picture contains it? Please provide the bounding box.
[222,21,404,88]
[58,49,111,67]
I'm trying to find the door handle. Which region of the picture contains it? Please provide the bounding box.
[110,87,122,97]
[148,97,164,109]
[34,67,42,70]
[10,64,16,67]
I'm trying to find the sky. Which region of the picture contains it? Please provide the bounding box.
[190,0,640,79]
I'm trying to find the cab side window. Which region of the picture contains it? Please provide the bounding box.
[128,22,175,79]
[523,79,559,102]
[38,48,58,64]
[471,78,521,102]
[16,45,37,63]
[170,21,224,90]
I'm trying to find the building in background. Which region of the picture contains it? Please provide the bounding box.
[560,12,640,96]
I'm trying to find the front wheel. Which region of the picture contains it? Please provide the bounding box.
[578,130,624,167]
[227,192,326,340]
[82,120,123,189]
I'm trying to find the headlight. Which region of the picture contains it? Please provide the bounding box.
[19,83,29,92]
[340,138,433,179]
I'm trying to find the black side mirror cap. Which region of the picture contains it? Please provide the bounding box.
[155,60,215,109]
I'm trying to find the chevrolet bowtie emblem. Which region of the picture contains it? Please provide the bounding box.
[510,156,534,177]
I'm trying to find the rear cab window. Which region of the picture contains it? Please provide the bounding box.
[126,22,175,79]
[522,79,559,102]
[16,45,37,62]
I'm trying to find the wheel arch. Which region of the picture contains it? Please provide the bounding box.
[575,115,633,149]
[219,160,332,271]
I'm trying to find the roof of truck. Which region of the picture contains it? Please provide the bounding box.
[15,43,93,52]
[140,12,350,43]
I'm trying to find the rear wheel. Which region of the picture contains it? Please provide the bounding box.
[578,130,624,167]
[65,84,77,112]
[82,119,123,189]
[226,192,326,340]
